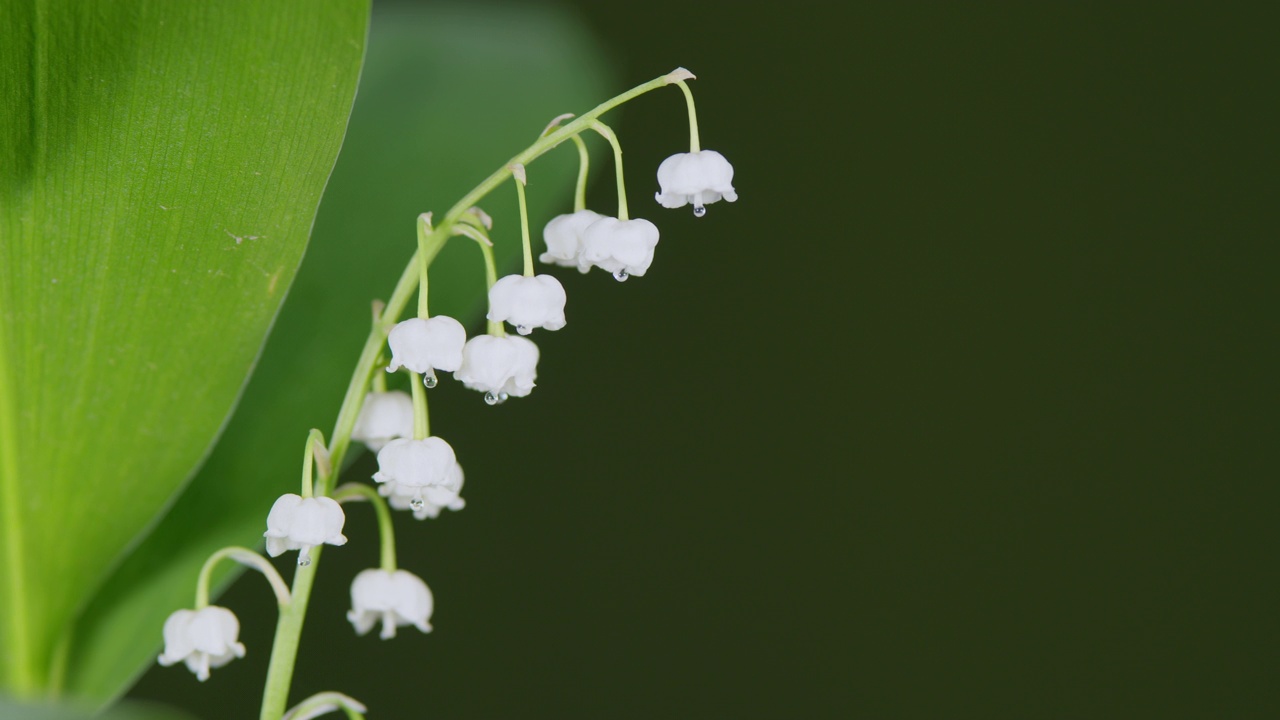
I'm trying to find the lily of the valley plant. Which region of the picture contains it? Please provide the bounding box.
[157,67,735,720]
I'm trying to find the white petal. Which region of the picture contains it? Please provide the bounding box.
[454,334,540,397]
[387,316,467,374]
[374,437,457,492]
[540,210,602,267]
[581,217,660,277]
[655,150,736,211]
[351,391,414,451]
[487,274,567,333]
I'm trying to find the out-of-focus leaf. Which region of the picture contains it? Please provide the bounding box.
[0,698,199,720]
[0,0,369,699]
[65,1,612,707]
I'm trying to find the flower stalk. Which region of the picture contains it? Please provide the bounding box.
[255,68,699,720]
[333,484,397,573]
[590,120,628,220]
[196,547,292,609]
[570,134,590,212]
[673,79,701,153]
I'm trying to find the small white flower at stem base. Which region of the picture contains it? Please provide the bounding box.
[655,150,737,216]
[373,437,458,505]
[453,334,539,403]
[264,494,348,565]
[384,462,466,520]
[351,390,414,452]
[348,568,434,639]
[157,606,246,681]
[487,274,567,335]
[580,217,661,281]
[541,209,603,271]
[386,316,467,383]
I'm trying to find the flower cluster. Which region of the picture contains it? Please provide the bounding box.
[156,68,734,715]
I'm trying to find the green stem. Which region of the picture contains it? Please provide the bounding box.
[410,372,430,439]
[259,548,321,720]
[300,429,326,498]
[324,245,430,495]
[515,174,534,277]
[370,302,389,393]
[416,214,432,318]
[435,70,681,229]
[477,240,504,337]
[333,484,397,572]
[591,120,628,220]
[673,79,701,152]
[196,547,292,609]
[570,134,589,212]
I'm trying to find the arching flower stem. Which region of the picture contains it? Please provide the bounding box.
[570,134,590,212]
[259,68,693,720]
[416,213,433,318]
[476,239,504,336]
[590,120,628,220]
[673,79,701,153]
[299,429,327,499]
[333,484,397,573]
[196,547,292,610]
[512,166,534,277]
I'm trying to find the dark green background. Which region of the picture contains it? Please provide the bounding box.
[130,1,1278,717]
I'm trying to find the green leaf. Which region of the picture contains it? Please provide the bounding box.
[0,699,199,720]
[0,0,369,699]
[63,1,613,706]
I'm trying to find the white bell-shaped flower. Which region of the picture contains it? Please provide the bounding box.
[351,391,413,452]
[487,274,567,335]
[386,316,467,380]
[655,149,737,215]
[384,462,465,520]
[540,209,603,271]
[264,494,347,565]
[157,605,246,681]
[453,334,539,403]
[580,217,660,281]
[372,437,458,502]
[347,568,434,639]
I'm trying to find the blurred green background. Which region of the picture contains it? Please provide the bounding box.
[127,1,1278,717]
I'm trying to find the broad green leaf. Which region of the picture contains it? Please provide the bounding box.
[0,0,369,699]
[0,699,198,720]
[64,1,613,706]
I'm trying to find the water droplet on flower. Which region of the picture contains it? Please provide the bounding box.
[498,392,510,403]
[297,556,311,567]
[613,269,629,282]
[693,205,707,217]
[516,324,530,335]
[410,496,425,511]
[484,391,499,405]
[423,373,438,389]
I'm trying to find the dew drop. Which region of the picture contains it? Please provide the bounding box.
[693,205,707,217]
[423,374,438,389]
[498,392,510,403]
[516,324,530,335]
[613,269,629,282]
[410,497,425,511]
[297,555,311,567]
[484,391,499,406]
